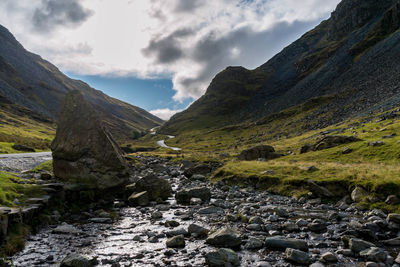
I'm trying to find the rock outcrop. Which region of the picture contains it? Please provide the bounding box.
[238,145,282,161]
[301,136,361,154]
[51,91,129,190]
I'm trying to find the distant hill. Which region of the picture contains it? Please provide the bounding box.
[0,24,163,145]
[162,0,400,134]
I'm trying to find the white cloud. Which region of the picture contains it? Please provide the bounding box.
[150,108,183,121]
[0,0,341,105]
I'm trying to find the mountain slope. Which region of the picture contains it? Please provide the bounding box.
[0,24,163,144]
[162,0,400,134]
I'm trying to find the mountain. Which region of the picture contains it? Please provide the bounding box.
[162,0,400,134]
[0,24,163,145]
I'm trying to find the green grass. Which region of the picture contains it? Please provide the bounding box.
[0,172,43,206]
[31,160,53,174]
[0,107,55,153]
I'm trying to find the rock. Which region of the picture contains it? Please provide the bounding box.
[285,248,310,265]
[51,91,129,190]
[368,141,385,147]
[198,206,225,215]
[300,144,313,154]
[12,144,35,152]
[206,228,242,248]
[183,164,212,177]
[52,223,81,235]
[349,238,375,253]
[249,216,264,224]
[310,263,325,267]
[395,252,400,264]
[247,224,262,231]
[383,237,400,246]
[165,228,188,237]
[60,254,93,267]
[308,219,327,233]
[301,136,361,153]
[265,236,308,252]
[296,219,308,227]
[255,262,272,267]
[359,247,387,262]
[342,147,352,154]
[190,197,203,205]
[283,222,299,232]
[128,191,149,207]
[387,213,400,224]
[205,248,240,267]
[321,252,338,263]
[244,237,264,249]
[133,174,172,201]
[176,187,211,204]
[166,235,185,248]
[188,224,209,238]
[88,218,112,224]
[151,211,162,220]
[165,220,180,228]
[40,172,53,180]
[351,186,368,202]
[307,179,333,197]
[385,195,400,205]
[238,145,281,161]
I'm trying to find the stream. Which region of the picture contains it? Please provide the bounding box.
[5,155,400,266]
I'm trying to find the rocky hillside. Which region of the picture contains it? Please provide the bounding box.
[0,24,163,143]
[162,0,400,134]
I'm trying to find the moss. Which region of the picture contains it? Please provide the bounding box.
[0,172,43,206]
[236,213,249,223]
[31,160,53,174]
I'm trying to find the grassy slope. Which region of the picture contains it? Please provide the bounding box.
[132,101,400,211]
[0,105,55,153]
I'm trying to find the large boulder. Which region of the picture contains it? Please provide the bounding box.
[300,135,361,154]
[51,91,129,190]
[205,248,240,267]
[265,236,308,252]
[132,174,172,201]
[183,164,212,178]
[238,145,281,161]
[206,228,242,248]
[60,254,93,267]
[175,187,211,204]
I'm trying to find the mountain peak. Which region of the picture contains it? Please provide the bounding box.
[328,0,395,40]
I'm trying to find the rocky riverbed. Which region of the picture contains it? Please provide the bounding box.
[9,156,400,266]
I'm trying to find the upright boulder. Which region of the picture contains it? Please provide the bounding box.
[51,91,129,190]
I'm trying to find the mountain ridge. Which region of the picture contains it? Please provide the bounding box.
[162,0,400,134]
[0,24,163,144]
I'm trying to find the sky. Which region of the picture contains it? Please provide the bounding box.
[0,0,341,120]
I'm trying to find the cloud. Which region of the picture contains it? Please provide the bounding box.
[0,0,342,110]
[150,108,183,120]
[32,0,93,33]
[144,19,324,101]
[174,0,204,13]
[142,28,194,64]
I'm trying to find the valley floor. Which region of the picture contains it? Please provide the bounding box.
[11,156,400,266]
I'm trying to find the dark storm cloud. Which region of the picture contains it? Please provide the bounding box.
[142,28,194,64]
[32,0,93,33]
[174,0,204,13]
[171,20,321,98]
